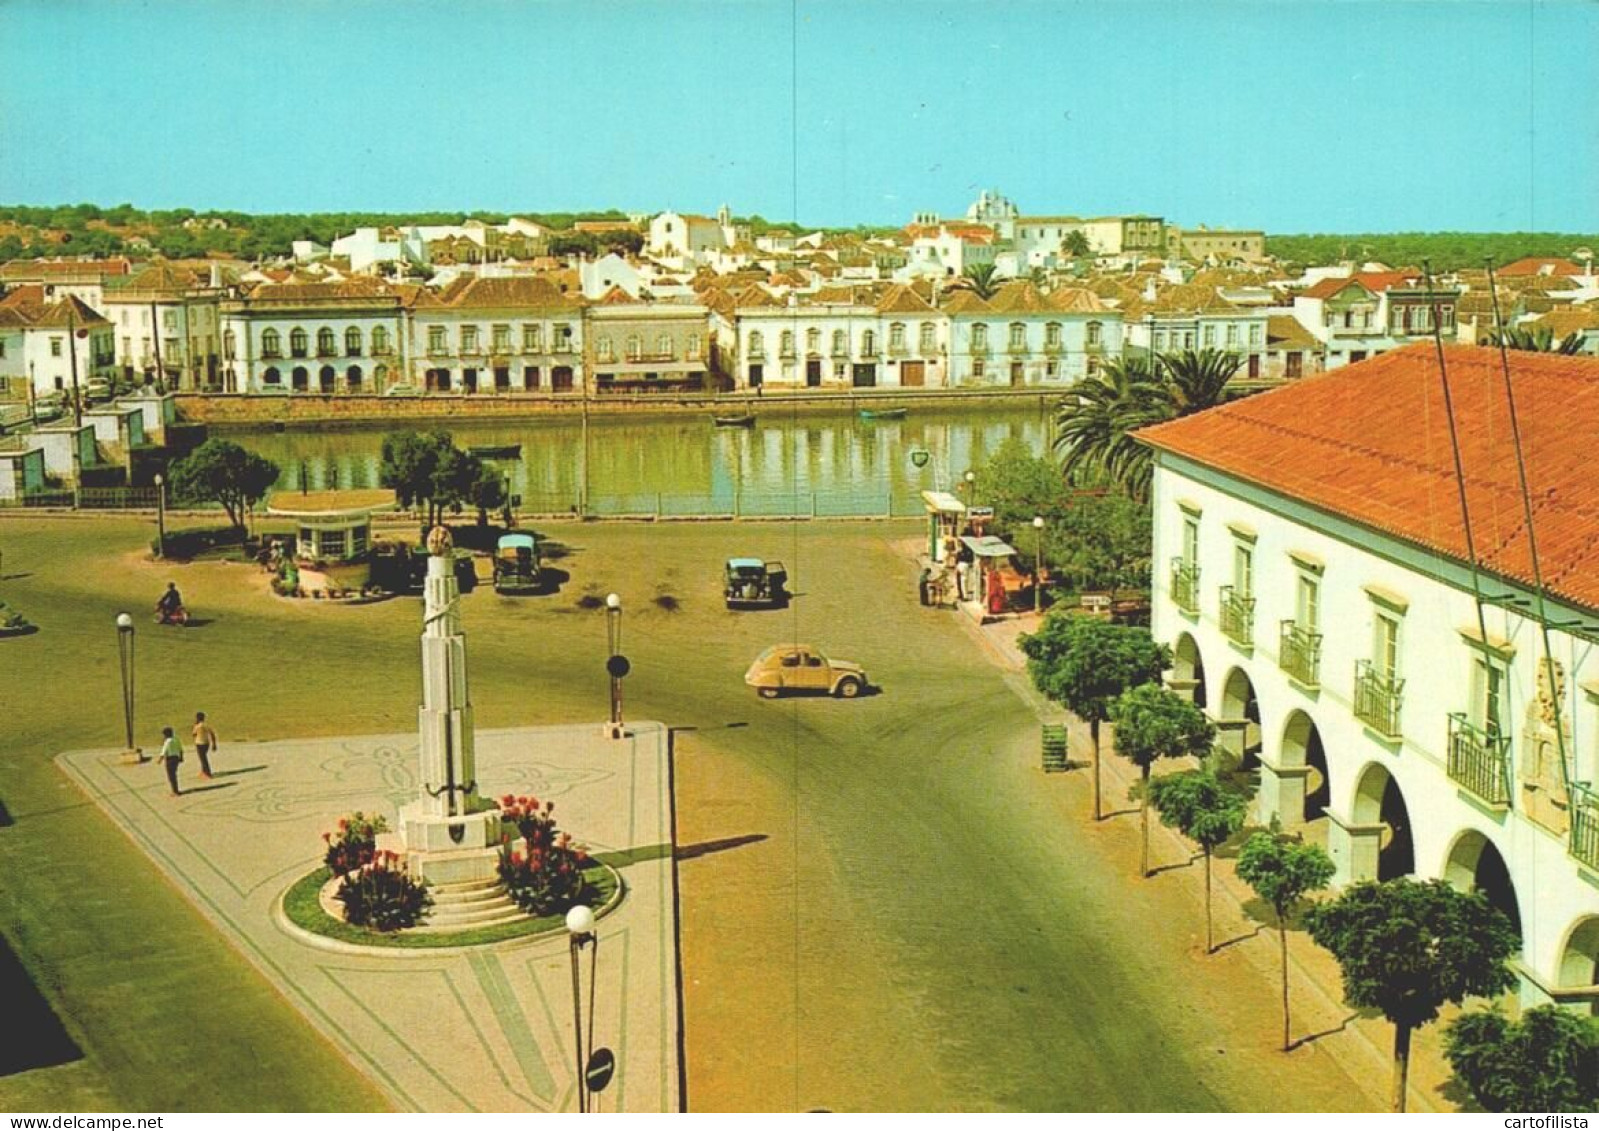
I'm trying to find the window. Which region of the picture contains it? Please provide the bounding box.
[1373,611,1401,679]
[625,334,641,361]
[1045,322,1061,348]
[831,329,846,356]
[806,328,820,355]
[163,309,178,331]
[263,329,281,358]
[522,324,542,352]
[780,330,795,358]
[1086,321,1102,346]
[345,326,362,355]
[317,327,336,356]
[1202,324,1216,347]
[1249,323,1263,346]
[971,323,988,350]
[51,337,62,357]
[492,324,511,353]
[1296,572,1319,630]
[749,330,765,356]
[262,366,281,385]
[1046,360,1058,378]
[687,333,701,360]
[290,327,308,357]
[597,337,614,362]
[890,323,906,352]
[461,325,479,353]
[1009,322,1025,349]
[164,337,179,360]
[372,326,390,355]
[1153,330,1166,350]
[427,326,447,354]
[1182,515,1199,566]
[862,329,876,355]
[1225,324,1239,347]
[1472,655,1506,738]
[553,324,572,351]
[223,330,236,359]
[973,359,985,379]
[1233,542,1253,598]
[919,322,936,353]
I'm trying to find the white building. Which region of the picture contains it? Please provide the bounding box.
[219,282,409,394]
[1139,343,1599,1013]
[4,295,117,398]
[646,211,727,262]
[415,275,584,394]
[942,282,1120,387]
[100,261,227,390]
[1291,270,1461,370]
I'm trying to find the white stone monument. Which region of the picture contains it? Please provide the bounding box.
[396,527,503,886]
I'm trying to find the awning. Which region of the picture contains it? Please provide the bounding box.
[920,490,966,515]
[959,535,1018,558]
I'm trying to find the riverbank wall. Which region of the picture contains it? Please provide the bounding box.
[179,387,1065,433]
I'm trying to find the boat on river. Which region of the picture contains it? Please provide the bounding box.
[711,413,757,428]
[858,407,907,421]
[468,443,522,459]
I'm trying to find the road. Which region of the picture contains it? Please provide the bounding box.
[0,516,1368,1111]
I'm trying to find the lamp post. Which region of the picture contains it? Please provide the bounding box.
[1032,515,1045,614]
[964,469,976,509]
[566,904,598,1113]
[604,593,627,739]
[153,473,167,558]
[115,612,142,763]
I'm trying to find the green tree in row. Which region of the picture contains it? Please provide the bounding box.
[167,439,280,531]
[1147,769,1245,953]
[1110,684,1214,878]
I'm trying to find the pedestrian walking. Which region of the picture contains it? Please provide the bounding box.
[192,711,218,779]
[156,726,183,797]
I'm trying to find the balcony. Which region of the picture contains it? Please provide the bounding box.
[969,343,991,358]
[1043,340,1064,356]
[1447,714,1510,807]
[1006,340,1029,356]
[261,349,283,360]
[1169,557,1199,614]
[460,343,483,357]
[1219,586,1255,646]
[426,345,449,358]
[1353,660,1404,739]
[1084,339,1105,353]
[1279,621,1322,687]
[888,344,909,358]
[1571,783,1599,871]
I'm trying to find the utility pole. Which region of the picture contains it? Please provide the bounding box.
[66,302,83,426]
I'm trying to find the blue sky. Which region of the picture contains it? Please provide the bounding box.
[2,0,1595,232]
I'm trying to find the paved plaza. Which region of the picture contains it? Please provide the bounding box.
[57,722,680,1113]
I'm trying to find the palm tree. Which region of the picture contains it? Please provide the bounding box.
[1159,348,1244,413]
[959,262,1002,300]
[1486,325,1585,354]
[1053,357,1167,498]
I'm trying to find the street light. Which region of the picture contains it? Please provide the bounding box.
[115,612,142,763]
[566,904,598,1113]
[1032,515,1046,614]
[604,593,627,739]
[153,473,167,559]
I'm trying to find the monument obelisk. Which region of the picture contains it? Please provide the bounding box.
[396,527,502,885]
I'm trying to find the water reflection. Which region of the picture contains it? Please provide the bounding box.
[240,406,1053,515]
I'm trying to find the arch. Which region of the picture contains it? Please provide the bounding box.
[1172,631,1207,711]
[1442,829,1521,939]
[1557,917,1599,1016]
[1217,666,1261,770]
[345,364,363,390]
[1351,762,1415,880]
[318,365,336,392]
[223,329,236,360]
[291,366,309,391]
[289,326,308,358]
[1281,709,1331,821]
[317,326,337,356]
[345,326,363,356]
[371,325,390,355]
[262,366,281,386]
[262,328,281,357]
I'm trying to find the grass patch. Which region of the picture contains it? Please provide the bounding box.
[282,861,618,949]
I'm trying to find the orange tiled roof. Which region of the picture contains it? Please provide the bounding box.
[1499,257,1582,278]
[10,294,110,328]
[447,275,579,309]
[0,284,45,308]
[1047,287,1107,314]
[875,283,934,314]
[1137,343,1599,612]
[1533,305,1598,337]
[1265,314,1319,351]
[939,289,993,314]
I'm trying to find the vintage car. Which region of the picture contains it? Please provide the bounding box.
[744,644,866,699]
[724,558,788,610]
[493,533,542,594]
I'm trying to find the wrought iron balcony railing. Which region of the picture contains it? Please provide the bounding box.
[1219,586,1256,646]
[1353,659,1404,739]
[1571,783,1599,871]
[1446,713,1510,806]
[1170,557,1199,614]
[1279,621,1322,686]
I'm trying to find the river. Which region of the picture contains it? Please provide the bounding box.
[236,405,1055,517]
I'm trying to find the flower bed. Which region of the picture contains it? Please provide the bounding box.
[497,794,595,917]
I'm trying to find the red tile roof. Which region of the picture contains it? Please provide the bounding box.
[1499,257,1582,278]
[1137,343,1599,612]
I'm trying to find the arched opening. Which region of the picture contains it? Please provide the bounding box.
[291,366,309,391]
[262,366,281,387]
[1218,667,1261,772]
[1172,632,1207,710]
[1281,709,1331,821]
[319,365,335,393]
[1351,762,1414,881]
[1443,830,1522,939]
[1557,917,1599,1016]
[345,364,363,391]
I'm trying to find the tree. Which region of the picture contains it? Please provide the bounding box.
[1235,832,1335,1052]
[1063,230,1092,258]
[1111,684,1215,877]
[1018,614,1170,821]
[1158,348,1242,413]
[1485,324,1586,354]
[166,439,280,532]
[379,430,455,528]
[1052,356,1168,499]
[465,460,507,526]
[1147,770,1245,953]
[1304,878,1520,1111]
[1057,491,1152,606]
[960,262,1002,299]
[1443,1005,1599,1113]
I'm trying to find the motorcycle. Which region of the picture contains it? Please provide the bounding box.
[154,603,190,626]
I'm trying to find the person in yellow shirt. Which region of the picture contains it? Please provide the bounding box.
[192,711,219,780]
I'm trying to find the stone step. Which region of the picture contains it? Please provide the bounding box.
[418,894,526,931]
[430,883,512,907]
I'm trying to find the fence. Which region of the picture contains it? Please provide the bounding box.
[0,486,165,510]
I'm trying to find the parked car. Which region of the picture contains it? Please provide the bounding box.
[744,644,867,699]
[724,557,787,610]
[493,533,542,594]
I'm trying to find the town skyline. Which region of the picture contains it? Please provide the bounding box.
[3,1,1597,233]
